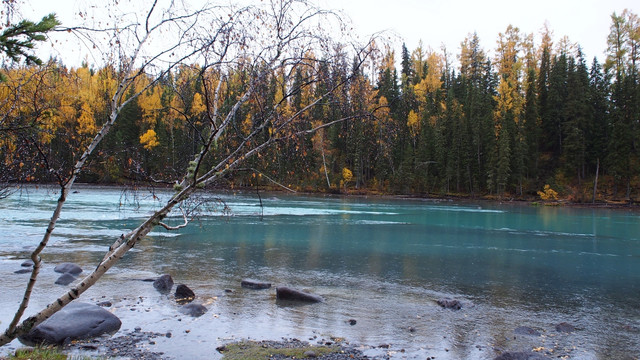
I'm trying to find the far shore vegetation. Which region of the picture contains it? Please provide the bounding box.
[3,10,639,205]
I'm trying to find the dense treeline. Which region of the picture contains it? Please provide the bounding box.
[1,10,639,202]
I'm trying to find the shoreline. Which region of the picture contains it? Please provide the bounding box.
[6,182,640,212]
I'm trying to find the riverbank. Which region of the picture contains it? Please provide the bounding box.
[4,182,640,212]
[63,335,376,360]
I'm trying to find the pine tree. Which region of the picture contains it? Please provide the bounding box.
[562,52,591,186]
[0,14,59,67]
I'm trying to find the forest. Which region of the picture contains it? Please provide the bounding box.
[1,9,639,203]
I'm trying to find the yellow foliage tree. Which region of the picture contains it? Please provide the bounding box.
[139,129,160,150]
[341,167,353,191]
[138,85,163,126]
[191,92,206,117]
[407,110,420,138]
[537,185,559,201]
[342,167,353,183]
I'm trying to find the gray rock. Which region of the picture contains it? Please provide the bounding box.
[54,263,83,275]
[555,322,576,333]
[21,260,34,267]
[19,302,121,346]
[437,298,462,310]
[241,279,272,290]
[14,269,31,274]
[303,350,317,358]
[153,274,174,293]
[514,326,541,336]
[494,352,550,360]
[179,303,208,317]
[55,273,77,285]
[276,286,323,303]
[175,284,195,303]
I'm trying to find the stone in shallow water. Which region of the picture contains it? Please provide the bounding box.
[55,273,77,285]
[153,274,174,293]
[179,303,208,317]
[53,262,83,275]
[494,352,550,360]
[436,298,462,310]
[241,279,272,289]
[19,302,122,346]
[555,322,576,333]
[514,326,541,336]
[175,284,195,303]
[276,286,323,303]
[21,260,34,267]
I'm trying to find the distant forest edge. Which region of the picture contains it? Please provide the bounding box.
[1,9,639,204]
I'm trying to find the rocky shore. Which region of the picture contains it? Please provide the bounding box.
[67,336,375,360]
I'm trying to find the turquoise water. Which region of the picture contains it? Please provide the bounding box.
[1,185,639,359]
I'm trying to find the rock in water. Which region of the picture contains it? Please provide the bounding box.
[19,302,121,346]
[55,273,77,286]
[494,352,550,360]
[21,260,34,267]
[514,326,541,336]
[555,322,576,333]
[241,279,272,290]
[153,274,174,293]
[175,284,195,303]
[54,263,83,275]
[179,303,208,317]
[276,286,323,303]
[437,298,462,310]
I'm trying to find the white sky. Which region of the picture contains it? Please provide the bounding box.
[20,0,640,67]
[322,0,639,62]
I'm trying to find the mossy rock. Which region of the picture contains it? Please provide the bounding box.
[217,340,341,360]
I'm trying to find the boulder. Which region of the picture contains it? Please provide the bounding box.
[14,269,31,274]
[19,302,121,346]
[55,273,77,286]
[153,274,174,293]
[514,326,541,336]
[555,322,576,333]
[437,298,462,310]
[175,284,195,303]
[276,286,323,303]
[494,352,550,360]
[54,263,83,275]
[241,279,272,290]
[179,303,208,317]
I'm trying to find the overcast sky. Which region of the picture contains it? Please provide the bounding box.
[21,0,640,66]
[323,0,638,62]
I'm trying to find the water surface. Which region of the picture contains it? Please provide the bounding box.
[1,185,639,359]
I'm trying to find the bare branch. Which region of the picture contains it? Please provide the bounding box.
[159,205,189,230]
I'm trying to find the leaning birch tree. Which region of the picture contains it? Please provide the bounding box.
[0,0,375,345]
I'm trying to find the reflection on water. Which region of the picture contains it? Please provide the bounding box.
[1,185,639,359]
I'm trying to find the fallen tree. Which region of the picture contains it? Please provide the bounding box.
[0,0,377,345]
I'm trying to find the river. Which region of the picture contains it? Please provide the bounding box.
[0,185,639,359]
